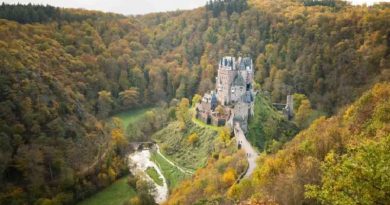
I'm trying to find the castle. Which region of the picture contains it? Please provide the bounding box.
[196,56,256,132]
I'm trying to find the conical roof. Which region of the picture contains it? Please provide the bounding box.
[232,73,245,86]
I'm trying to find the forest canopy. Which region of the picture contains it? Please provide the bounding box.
[0,0,389,204]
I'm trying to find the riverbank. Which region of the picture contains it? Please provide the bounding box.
[128,149,169,204]
[77,107,154,205]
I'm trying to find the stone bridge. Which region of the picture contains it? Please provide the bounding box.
[129,141,156,150]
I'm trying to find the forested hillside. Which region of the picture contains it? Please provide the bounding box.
[0,0,389,204]
[227,82,390,205]
[138,0,389,113]
[163,83,390,205]
[0,6,152,204]
[247,93,298,152]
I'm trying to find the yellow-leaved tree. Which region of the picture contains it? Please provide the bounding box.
[187,133,199,146]
[191,94,202,107]
[176,98,191,129]
[219,127,231,146]
[110,118,127,149]
[222,168,237,187]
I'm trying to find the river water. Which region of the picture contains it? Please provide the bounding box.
[128,150,168,204]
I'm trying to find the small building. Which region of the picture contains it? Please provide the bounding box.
[196,91,217,124]
[211,105,231,126]
[272,95,294,120]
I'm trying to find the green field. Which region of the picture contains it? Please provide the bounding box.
[112,107,153,129]
[150,151,188,190]
[146,167,164,186]
[77,176,136,205]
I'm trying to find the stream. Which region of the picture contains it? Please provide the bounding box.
[128,149,168,204]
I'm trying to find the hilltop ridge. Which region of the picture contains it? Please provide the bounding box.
[0,1,389,204]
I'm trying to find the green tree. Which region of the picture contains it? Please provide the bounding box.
[205,27,217,44]
[176,98,191,127]
[175,80,187,99]
[187,133,199,146]
[118,70,130,90]
[97,90,113,118]
[306,137,390,205]
[191,94,202,107]
[292,93,308,113]
[119,88,139,108]
[295,99,313,129]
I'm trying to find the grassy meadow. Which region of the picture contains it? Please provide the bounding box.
[113,107,154,129]
[150,151,189,190]
[77,176,136,205]
[146,167,164,186]
[152,121,218,170]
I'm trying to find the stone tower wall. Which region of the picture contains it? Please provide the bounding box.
[233,102,250,120]
[217,56,254,105]
[286,95,294,118]
[231,85,245,103]
[217,68,236,105]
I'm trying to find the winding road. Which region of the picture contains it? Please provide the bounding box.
[234,123,258,178]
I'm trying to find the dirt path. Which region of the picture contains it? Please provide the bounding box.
[234,123,258,178]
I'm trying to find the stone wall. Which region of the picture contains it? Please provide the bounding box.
[231,85,245,103]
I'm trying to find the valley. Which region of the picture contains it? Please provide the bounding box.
[76,108,153,205]
[0,0,389,205]
[78,106,210,204]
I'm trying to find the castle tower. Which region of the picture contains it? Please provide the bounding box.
[216,56,254,105]
[285,95,294,120]
[217,56,236,105]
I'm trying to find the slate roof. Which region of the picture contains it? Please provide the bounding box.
[232,73,245,86]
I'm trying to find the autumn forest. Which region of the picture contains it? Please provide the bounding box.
[0,0,389,205]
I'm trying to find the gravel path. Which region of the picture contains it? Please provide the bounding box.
[234,123,259,178]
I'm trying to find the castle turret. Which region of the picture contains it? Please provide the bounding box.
[210,91,217,110]
[285,95,294,120]
[219,56,235,70]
